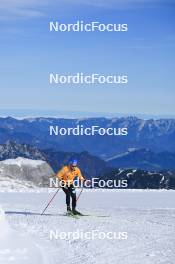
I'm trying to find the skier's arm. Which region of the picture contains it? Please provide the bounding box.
[56,167,65,180]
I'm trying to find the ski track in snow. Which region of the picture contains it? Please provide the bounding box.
[0,190,175,264]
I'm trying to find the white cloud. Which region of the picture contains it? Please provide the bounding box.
[0,0,47,19]
[0,0,171,20]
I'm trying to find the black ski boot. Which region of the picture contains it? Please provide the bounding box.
[72,208,82,215]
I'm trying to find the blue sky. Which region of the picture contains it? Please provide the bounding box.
[0,0,175,117]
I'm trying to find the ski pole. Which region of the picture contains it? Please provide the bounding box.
[41,188,60,215]
[76,187,84,202]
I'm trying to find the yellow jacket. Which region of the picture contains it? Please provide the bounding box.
[56,165,84,184]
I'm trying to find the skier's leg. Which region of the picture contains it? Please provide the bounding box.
[69,186,81,215]
[62,187,71,211]
[69,185,76,210]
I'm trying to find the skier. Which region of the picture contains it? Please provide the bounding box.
[56,159,85,215]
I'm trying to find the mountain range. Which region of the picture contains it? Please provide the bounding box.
[1,116,175,188]
[100,168,175,189]
[0,141,108,179]
[0,141,175,189]
[0,116,175,158]
[107,148,175,171]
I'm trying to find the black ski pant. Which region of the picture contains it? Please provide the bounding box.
[62,185,76,209]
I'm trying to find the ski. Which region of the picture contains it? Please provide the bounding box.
[78,214,109,218]
[65,212,80,219]
[40,212,109,218]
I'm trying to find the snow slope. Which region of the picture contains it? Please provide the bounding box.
[0,205,53,264]
[0,175,36,190]
[1,157,45,166]
[0,157,54,186]
[0,206,9,238]
[0,189,175,264]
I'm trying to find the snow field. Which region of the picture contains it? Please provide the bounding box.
[0,190,175,264]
